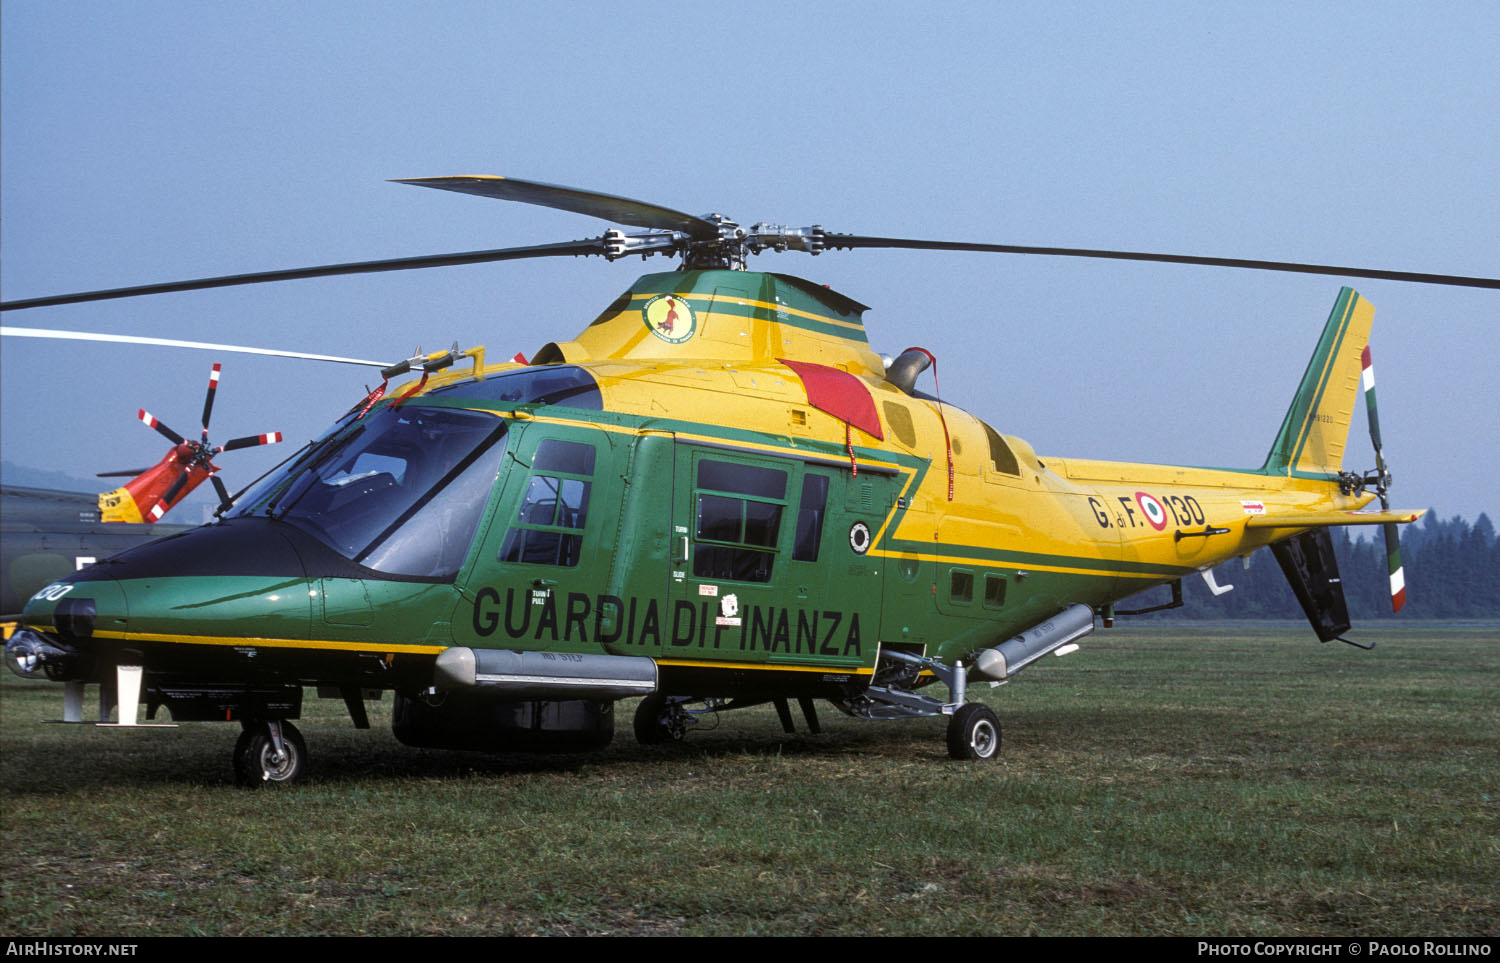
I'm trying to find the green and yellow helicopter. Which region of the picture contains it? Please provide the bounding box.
[5,176,1494,786]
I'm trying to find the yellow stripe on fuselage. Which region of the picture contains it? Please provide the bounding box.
[90,629,447,655]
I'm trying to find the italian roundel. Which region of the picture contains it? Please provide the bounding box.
[1135,491,1168,531]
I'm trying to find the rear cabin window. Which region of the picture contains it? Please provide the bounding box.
[498,439,596,567]
[693,459,788,583]
[793,473,830,562]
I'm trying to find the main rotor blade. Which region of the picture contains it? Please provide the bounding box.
[394,175,722,241]
[0,238,608,311]
[827,235,1500,290]
[138,409,185,446]
[219,432,284,452]
[2,327,391,368]
[201,363,221,437]
[158,471,191,516]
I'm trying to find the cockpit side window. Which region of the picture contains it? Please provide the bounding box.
[498,439,597,567]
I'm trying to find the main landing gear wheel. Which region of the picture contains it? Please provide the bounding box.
[233,720,307,787]
[634,694,689,745]
[946,703,1001,761]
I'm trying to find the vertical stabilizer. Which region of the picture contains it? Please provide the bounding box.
[1261,287,1374,478]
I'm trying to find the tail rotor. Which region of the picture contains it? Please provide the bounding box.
[1359,345,1408,612]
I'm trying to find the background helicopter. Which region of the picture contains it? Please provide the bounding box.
[96,362,286,524]
[3,171,1490,784]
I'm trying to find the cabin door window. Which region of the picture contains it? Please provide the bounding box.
[687,457,789,583]
[497,439,597,568]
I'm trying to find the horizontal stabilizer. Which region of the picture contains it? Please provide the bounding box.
[1246,508,1425,529]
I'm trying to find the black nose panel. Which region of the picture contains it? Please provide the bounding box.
[68,519,309,582]
[65,517,423,583]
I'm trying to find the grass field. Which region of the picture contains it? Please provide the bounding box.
[2,623,1496,936]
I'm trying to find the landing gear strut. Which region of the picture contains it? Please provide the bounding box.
[233,719,307,787]
[834,649,1004,761]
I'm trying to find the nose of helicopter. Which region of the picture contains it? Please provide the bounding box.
[9,577,130,680]
[8,519,318,681]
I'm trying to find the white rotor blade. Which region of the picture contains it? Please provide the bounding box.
[1,326,391,368]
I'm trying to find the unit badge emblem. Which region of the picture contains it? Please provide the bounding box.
[643,294,696,344]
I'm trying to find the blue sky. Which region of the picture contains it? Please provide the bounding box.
[3,1,1496,524]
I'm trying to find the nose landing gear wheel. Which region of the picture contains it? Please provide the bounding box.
[234,720,307,787]
[946,703,1001,761]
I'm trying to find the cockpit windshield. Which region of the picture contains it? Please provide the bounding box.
[230,406,507,579]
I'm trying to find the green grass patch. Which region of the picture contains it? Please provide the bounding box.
[3,623,1496,935]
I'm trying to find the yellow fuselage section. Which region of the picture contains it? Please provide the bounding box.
[403,269,1376,662]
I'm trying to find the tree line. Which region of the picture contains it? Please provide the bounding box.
[1125,512,1499,621]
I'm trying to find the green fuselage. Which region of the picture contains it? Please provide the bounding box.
[16,363,1080,707]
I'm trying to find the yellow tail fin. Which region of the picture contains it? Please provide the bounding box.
[1261,287,1374,478]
